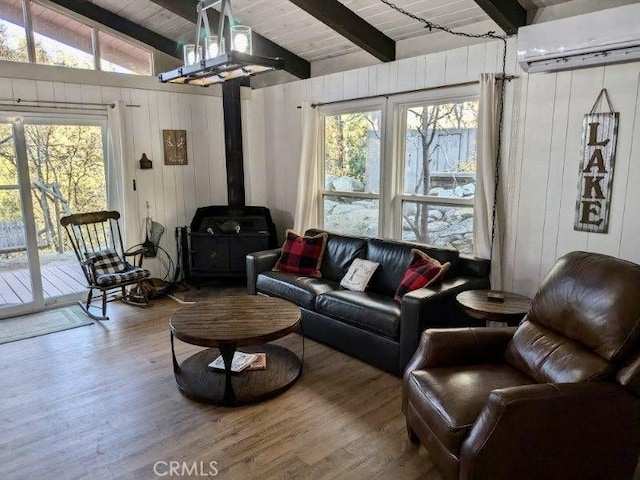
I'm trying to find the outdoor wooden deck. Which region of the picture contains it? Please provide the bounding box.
[0,264,85,307]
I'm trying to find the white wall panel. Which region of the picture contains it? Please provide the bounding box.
[248,37,640,298]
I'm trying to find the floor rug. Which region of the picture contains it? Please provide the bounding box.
[0,305,93,345]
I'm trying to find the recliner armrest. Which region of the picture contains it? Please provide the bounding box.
[402,327,515,386]
[460,383,640,480]
[246,248,281,295]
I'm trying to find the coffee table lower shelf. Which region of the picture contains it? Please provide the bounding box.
[173,343,302,406]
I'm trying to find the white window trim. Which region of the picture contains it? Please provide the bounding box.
[317,98,387,236]
[316,84,480,249]
[388,84,479,243]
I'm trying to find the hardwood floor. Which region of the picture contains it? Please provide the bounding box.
[0,297,440,480]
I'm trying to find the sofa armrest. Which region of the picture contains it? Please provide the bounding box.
[246,248,281,295]
[460,383,640,480]
[397,275,492,374]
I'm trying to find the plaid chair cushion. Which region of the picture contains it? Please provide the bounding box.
[87,250,127,275]
[394,249,451,302]
[95,266,151,287]
[273,229,328,278]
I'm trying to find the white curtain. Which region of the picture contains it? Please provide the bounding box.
[473,73,503,288]
[106,100,137,246]
[293,102,320,234]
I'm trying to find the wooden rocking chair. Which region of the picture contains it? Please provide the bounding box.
[60,210,151,320]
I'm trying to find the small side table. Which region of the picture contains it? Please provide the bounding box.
[456,290,532,327]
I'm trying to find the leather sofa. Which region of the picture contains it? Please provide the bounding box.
[402,251,640,479]
[246,229,490,376]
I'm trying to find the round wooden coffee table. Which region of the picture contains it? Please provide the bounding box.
[456,290,532,326]
[170,296,302,406]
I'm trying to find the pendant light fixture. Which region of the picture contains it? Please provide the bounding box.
[158,0,283,86]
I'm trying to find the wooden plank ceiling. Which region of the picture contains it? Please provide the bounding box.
[60,0,583,78]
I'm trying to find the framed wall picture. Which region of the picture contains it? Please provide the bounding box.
[163,129,188,165]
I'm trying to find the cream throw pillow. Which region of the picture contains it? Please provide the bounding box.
[340,258,380,291]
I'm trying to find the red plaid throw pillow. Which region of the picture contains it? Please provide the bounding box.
[394,249,450,302]
[273,230,328,277]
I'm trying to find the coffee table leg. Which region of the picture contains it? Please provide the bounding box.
[219,343,237,406]
[170,331,180,373]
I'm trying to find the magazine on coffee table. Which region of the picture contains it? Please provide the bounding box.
[245,352,266,371]
[208,351,257,372]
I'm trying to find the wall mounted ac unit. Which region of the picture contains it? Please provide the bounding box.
[517,3,640,73]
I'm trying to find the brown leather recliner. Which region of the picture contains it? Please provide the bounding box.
[402,251,640,480]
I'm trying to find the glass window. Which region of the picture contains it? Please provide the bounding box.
[321,108,382,236]
[30,1,94,69]
[98,30,152,75]
[400,100,478,252]
[0,0,29,63]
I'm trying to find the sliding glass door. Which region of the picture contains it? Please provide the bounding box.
[0,115,108,318]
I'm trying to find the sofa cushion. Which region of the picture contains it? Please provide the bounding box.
[306,229,367,282]
[366,239,459,297]
[340,258,379,291]
[406,364,534,456]
[315,290,401,338]
[257,271,338,310]
[394,249,451,301]
[273,230,327,278]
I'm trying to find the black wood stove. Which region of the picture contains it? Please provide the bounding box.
[179,205,277,283]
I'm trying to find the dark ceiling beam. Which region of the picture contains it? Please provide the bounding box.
[147,0,310,79]
[473,0,527,35]
[48,0,182,59]
[288,0,395,62]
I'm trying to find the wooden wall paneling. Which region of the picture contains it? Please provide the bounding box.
[538,71,572,283]
[11,79,37,105]
[242,92,267,207]
[177,93,196,226]
[189,94,212,208]
[99,86,122,104]
[505,37,518,75]
[325,72,345,103]
[501,74,528,292]
[129,89,153,231]
[311,77,324,103]
[52,82,68,104]
[80,84,102,105]
[262,86,277,214]
[34,81,54,103]
[204,96,226,207]
[375,63,390,96]
[425,51,446,88]
[618,70,640,263]
[169,93,187,229]
[144,90,171,271]
[357,67,370,98]
[467,43,486,81]
[414,54,427,90]
[120,88,142,246]
[553,67,605,260]
[271,85,289,237]
[396,57,417,93]
[0,78,13,100]
[510,73,557,295]
[585,63,640,257]
[285,82,304,212]
[387,61,399,95]
[483,40,501,73]
[343,70,359,101]
[495,76,520,289]
[156,90,178,250]
[444,47,469,85]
